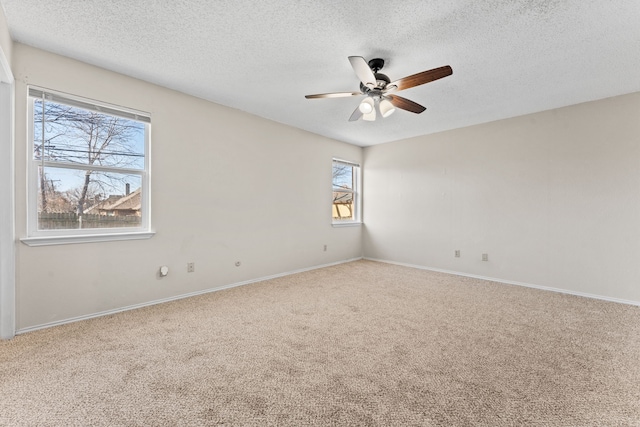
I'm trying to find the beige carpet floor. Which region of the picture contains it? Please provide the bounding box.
[1,260,640,426]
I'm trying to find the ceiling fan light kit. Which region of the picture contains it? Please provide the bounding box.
[305,56,452,122]
[359,97,375,114]
[362,108,376,121]
[379,98,396,117]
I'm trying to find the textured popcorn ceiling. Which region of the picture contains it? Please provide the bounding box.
[2,0,640,146]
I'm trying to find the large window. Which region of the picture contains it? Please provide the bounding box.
[24,87,151,244]
[332,159,360,224]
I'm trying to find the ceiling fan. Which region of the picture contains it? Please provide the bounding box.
[305,56,452,122]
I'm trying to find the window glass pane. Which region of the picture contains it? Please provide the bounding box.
[37,166,142,230]
[33,99,145,170]
[332,163,354,191]
[332,191,354,221]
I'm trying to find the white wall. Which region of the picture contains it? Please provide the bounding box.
[0,5,11,64]
[13,44,362,331]
[363,93,640,304]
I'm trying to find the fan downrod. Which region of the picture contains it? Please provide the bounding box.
[368,58,385,73]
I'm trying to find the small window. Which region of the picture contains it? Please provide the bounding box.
[332,159,360,224]
[25,87,151,243]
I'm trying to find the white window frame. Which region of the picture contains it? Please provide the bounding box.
[0,45,16,339]
[21,87,154,246]
[332,158,362,226]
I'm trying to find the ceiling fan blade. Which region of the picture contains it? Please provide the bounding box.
[305,92,362,99]
[349,105,363,121]
[387,95,427,114]
[386,65,452,93]
[348,56,376,88]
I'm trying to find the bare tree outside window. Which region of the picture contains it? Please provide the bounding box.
[332,161,358,221]
[32,94,147,230]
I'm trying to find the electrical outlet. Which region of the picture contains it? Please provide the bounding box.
[454,250,460,258]
[482,253,488,262]
[187,262,195,273]
[323,245,327,252]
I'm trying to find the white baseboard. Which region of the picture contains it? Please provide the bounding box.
[364,257,640,307]
[16,257,363,335]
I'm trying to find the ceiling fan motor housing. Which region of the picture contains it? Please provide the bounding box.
[360,73,391,93]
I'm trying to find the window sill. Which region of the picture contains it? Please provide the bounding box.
[21,231,155,247]
[332,221,362,228]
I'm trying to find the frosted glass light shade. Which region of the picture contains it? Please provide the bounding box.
[359,97,374,114]
[363,108,376,121]
[379,99,396,117]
